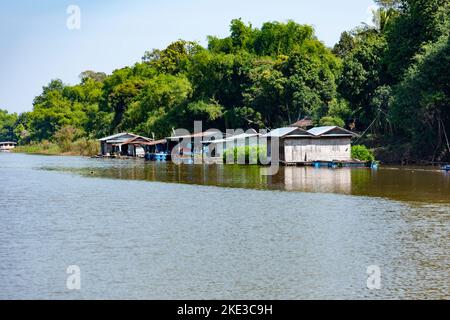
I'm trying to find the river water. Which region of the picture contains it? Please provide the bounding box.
[0,152,448,299]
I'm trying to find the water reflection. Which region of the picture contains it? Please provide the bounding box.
[283,167,352,194]
[44,160,450,204]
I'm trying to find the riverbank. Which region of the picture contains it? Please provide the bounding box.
[13,139,99,156]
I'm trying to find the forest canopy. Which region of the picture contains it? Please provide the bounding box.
[1,0,449,162]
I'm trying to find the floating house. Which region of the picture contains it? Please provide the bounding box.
[144,139,168,154]
[143,139,170,161]
[99,133,153,157]
[264,126,357,164]
[0,141,17,152]
[167,131,220,157]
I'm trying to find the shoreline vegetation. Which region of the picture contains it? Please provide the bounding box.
[13,139,99,156]
[1,0,449,164]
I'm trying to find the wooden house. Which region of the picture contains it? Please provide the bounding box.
[166,131,220,157]
[99,133,153,157]
[263,126,357,164]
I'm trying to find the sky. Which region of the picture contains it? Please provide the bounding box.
[0,0,376,114]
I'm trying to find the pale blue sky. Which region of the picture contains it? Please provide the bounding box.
[0,0,376,113]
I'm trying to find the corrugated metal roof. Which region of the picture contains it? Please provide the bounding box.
[99,132,138,142]
[307,126,337,136]
[107,139,131,144]
[168,131,220,140]
[262,127,298,138]
[140,139,167,146]
[307,126,356,136]
[208,132,260,144]
[122,136,155,145]
[262,127,312,138]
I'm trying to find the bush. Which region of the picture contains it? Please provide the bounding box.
[53,126,83,152]
[13,138,99,156]
[351,145,375,161]
[13,141,61,155]
[223,145,267,164]
[319,116,345,127]
[72,138,100,156]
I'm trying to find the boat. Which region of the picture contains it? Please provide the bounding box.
[442,165,450,171]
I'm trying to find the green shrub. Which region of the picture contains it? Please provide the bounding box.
[319,116,345,127]
[13,138,99,156]
[223,145,267,164]
[13,141,61,155]
[72,138,100,156]
[351,145,375,161]
[53,126,83,152]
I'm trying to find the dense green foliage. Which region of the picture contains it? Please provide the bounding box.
[0,109,18,141]
[335,0,449,162]
[222,146,268,164]
[351,145,376,162]
[1,0,449,162]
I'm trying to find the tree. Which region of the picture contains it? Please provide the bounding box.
[375,0,402,9]
[53,125,82,152]
[0,109,18,141]
[108,80,145,131]
[375,0,404,9]
[390,34,450,160]
[79,70,107,83]
[338,32,388,129]
[253,21,315,56]
[319,116,345,128]
[371,7,398,32]
[142,40,202,74]
[385,0,450,82]
[333,31,356,58]
[186,50,251,110]
[28,80,87,140]
[280,43,341,124]
[242,57,287,126]
[123,74,192,137]
[224,107,264,129]
[185,100,224,126]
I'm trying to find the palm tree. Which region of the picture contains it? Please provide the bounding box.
[371,8,398,32]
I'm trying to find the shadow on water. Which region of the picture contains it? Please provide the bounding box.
[43,158,450,204]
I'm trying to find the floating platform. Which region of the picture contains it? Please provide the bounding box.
[313,160,377,169]
[145,153,171,162]
[281,160,377,169]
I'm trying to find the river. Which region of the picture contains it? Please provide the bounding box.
[0,152,448,299]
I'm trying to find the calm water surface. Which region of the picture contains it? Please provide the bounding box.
[0,153,448,299]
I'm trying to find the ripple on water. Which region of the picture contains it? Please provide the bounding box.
[0,153,448,299]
